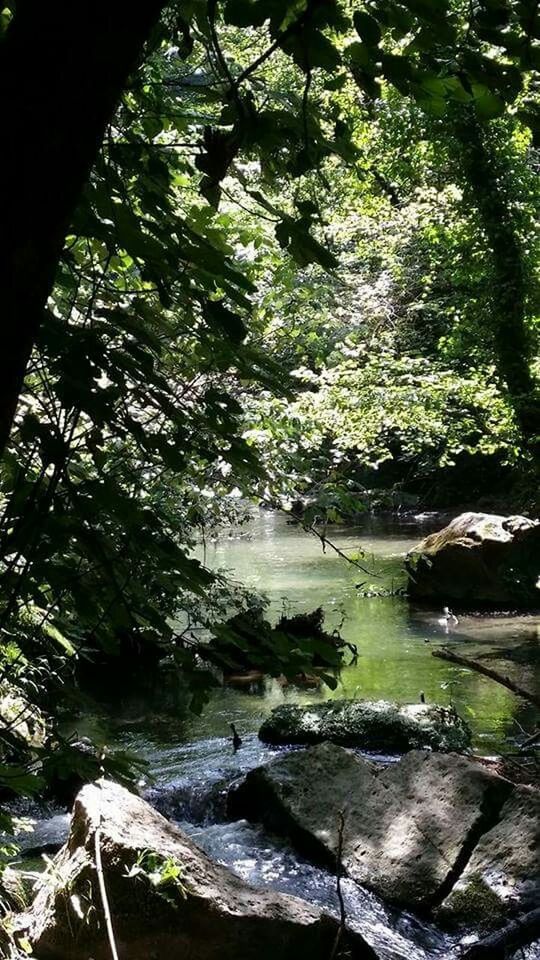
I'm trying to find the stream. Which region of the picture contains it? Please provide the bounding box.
[16,511,540,959]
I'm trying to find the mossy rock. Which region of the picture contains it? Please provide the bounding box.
[259,699,472,752]
[437,873,504,929]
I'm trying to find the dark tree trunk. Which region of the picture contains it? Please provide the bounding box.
[453,110,540,467]
[0,1,166,456]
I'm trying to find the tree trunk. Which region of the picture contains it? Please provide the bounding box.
[0,1,166,456]
[452,110,540,467]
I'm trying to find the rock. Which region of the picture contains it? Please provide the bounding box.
[406,512,540,606]
[439,783,540,926]
[258,699,472,753]
[24,779,377,960]
[0,867,41,912]
[229,744,516,911]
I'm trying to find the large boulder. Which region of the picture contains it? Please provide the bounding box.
[258,699,471,752]
[229,744,530,916]
[439,783,540,925]
[406,512,540,606]
[23,779,377,960]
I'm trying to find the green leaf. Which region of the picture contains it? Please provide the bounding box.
[223,0,279,27]
[353,11,381,46]
[275,218,338,271]
[203,300,247,343]
[472,83,505,119]
[287,29,342,71]
[324,72,348,91]
[345,41,375,69]
[43,623,76,657]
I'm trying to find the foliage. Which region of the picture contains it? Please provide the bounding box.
[245,342,520,514]
[125,850,187,904]
[0,0,538,821]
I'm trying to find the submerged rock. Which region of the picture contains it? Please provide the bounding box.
[230,743,540,923]
[406,512,540,606]
[258,699,471,753]
[23,779,377,960]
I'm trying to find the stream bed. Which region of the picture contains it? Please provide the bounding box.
[17,511,540,959]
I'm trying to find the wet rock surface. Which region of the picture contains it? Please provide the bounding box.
[10,812,70,856]
[230,743,538,923]
[258,699,472,753]
[406,512,540,606]
[24,779,377,960]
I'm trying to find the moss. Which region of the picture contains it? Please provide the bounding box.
[259,699,471,752]
[440,873,505,929]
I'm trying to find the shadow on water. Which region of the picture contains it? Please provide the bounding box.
[55,510,539,960]
[79,509,539,754]
[184,509,538,755]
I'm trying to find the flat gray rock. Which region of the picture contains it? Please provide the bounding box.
[439,783,540,925]
[230,744,514,910]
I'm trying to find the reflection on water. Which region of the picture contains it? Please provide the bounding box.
[75,510,540,755]
[18,511,540,959]
[192,510,539,755]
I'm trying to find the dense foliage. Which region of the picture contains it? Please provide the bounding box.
[0,0,538,828]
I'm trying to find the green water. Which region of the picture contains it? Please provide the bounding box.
[22,510,540,960]
[192,509,539,754]
[74,509,539,757]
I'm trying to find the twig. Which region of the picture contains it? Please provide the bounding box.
[521,729,540,749]
[432,648,540,710]
[232,0,317,90]
[94,820,120,960]
[307,524,377,577]
[329,809,346,960]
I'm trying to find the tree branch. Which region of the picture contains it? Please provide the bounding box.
[432,648,540,710]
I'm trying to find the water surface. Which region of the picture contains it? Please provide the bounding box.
[26,510,539,960]
[190,509,539,755]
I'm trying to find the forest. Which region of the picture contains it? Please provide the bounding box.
[0,1,539,958]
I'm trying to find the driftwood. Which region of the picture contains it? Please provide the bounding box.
[459,906,540,958]
[432,648,540,710]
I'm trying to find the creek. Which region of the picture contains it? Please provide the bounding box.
[17,511,540,959]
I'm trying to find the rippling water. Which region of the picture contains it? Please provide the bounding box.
[16,511,540,959]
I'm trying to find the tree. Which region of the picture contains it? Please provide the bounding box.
[0,0,539,825]
[1,0,539,460]
[0,1,165,455]
[452,110,540,463]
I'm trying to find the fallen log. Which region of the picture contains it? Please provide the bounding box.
[459,906,540,958]
[432,648,540,710]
